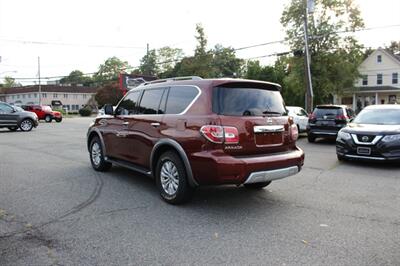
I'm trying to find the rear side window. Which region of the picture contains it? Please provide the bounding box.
[213,87,287,116]
[313,107,343,118]
[165,86,199,114]
[138,88,165,114]
[116,91,141,115]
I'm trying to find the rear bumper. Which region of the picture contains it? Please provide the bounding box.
[244,166,299,184]
[307,128,340,137]
[189,146,304,185]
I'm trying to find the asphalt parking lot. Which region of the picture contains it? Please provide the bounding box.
[0,118,399,265]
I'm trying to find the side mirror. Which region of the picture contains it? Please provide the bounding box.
[104,104,114,115]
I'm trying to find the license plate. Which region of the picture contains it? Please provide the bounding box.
[357,147,371,155]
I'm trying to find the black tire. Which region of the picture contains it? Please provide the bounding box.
[337,154,346,161]
[89,137,112,172]
[55,118,62,123]
[308,134,316,143]
[244,181,272,189]
[45,115,52,123]
[19,119,34,132]
[8,127,18,131]
[155,151,193,204]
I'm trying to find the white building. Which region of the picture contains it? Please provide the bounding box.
[336,48,400,112]
[0,85,98,112]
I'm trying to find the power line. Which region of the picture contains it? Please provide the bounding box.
[0,37,146,49]
[3,24,400,81]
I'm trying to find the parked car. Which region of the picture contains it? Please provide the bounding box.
[336,104,400,161]
[307,105,355,142]
[87,77,304,204]
[22,105,62,123]
[286,106,309,133]
[0,101,39,131]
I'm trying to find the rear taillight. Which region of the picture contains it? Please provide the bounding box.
[200,125,239,144]
[290,124,299,141]
[335,115,348,120]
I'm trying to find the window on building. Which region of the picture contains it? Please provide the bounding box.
[28,94,32,98]
[42,93,47,98]
[377,55,382,63]
[12,95,15,99]
[393,73,398,84]
[53,93,58,98]
[34,93,37,98]
[64,94,68,98]
[22,94,26,99]
[362,75,368,86]
[377,74,383,85]
[82,94,87,99]
[73,94,78,99]
[17,95,20,99]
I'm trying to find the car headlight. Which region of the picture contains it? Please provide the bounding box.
[381,134,400,142]
[337,130,351,141]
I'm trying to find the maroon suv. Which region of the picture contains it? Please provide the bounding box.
[87,77,304,204]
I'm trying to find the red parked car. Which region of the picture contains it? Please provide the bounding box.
[87,77,304,204]
[22,105,62,123]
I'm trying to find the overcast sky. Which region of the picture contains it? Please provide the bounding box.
[0,0,399,85]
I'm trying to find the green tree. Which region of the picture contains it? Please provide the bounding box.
[173,24,214,78]
[157,46,184,78]
[281,0,365,104]
[2,76,20,88]
[139,49,159,76]
[94,57,130,85]
[386,41,400,54]
[60,70,92,86]
[212,44,244,77]
[94,82,124,107]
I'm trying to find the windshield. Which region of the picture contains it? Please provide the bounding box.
[213,87,287,116]
[313,107,342,118]
[43,106,53,112]
[353,109,400,125]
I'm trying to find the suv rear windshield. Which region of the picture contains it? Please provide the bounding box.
[213,87,287,116]
[313,107,343,118]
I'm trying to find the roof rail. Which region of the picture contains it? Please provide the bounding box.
[143,76,202,86]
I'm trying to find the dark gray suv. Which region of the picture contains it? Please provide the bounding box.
[0,102,39,131]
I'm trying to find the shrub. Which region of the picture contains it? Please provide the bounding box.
[79,107,92,117]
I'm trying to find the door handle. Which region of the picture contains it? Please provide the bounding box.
[151,122,160,128]
[116,132,127,138]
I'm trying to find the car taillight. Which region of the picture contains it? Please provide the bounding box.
[200,125,239,144]
[223,126,239,144]
[290,124,299,141]
[336,115,348,120]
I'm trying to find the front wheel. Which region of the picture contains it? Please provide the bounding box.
[55,118,62,123]
[19,119,34,132]
[156,151,193,204]
[89,137,112,171]
[308,134,316,143]
[244,181,272,189]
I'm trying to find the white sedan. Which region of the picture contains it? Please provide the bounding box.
[286,106,309,133]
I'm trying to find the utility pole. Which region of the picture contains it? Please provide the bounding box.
[304,0,314,113]
[146,43,149,57]
[38,56,42,105]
